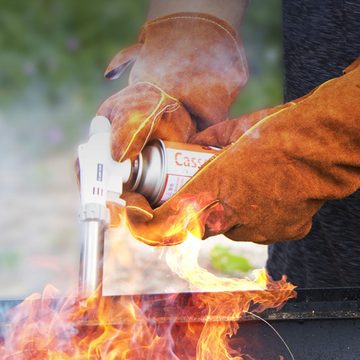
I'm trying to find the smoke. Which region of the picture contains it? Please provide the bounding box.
[165,233,265,293]
[0,285,79,358]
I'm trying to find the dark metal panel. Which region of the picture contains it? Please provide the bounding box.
[233,318,360,360]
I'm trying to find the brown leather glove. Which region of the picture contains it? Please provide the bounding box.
[123,57,360,246]
[97,82,195,161]
[97,12,248,163]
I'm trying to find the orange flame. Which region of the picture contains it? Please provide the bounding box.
[125,193,226,247]
[0,199,296,359]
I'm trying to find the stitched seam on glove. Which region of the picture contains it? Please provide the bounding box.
[231,71,352,148]
[233,72,350,146]
[140,83,200,138]
[236,104,297,144]
[129,229,185,247]
[189,106,295,187]
[126,205,153,220]
[119,82,180,162]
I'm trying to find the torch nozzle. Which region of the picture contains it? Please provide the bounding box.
[79,219,106,297]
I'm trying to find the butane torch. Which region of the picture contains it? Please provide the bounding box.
[77,116,131,297]
[77,116,218,297]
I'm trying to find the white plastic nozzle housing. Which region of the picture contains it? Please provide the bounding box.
[78,115,131,223]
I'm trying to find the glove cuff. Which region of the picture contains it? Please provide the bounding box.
[140,12,240,47]
[135,12,249,129]
[105,12,249,129]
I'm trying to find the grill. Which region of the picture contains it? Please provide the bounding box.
[1,288,359,360]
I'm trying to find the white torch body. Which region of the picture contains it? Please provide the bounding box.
[78,116,131,297]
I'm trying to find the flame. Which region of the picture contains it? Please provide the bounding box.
[126,193,225,247]
[0,200,296,359]
[165,233,266,292]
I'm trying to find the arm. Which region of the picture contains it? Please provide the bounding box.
[99,0,249,163]
[122,58,360,246]
[147,0,249,29]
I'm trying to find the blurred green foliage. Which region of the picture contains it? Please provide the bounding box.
[210,245,254,274]
[234,0,283,115]
[0,0,282,104]
[0,0,282,151]
[0,251,20,268]
[0,0,147,105]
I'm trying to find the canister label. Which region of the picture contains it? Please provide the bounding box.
[158,142,218,203]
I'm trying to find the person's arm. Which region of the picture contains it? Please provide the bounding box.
[99,0,249,163]
[122,57,360,247]
[147,0,249,29]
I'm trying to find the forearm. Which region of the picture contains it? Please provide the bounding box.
[147,0,249,29]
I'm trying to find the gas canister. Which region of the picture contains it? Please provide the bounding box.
[125,140,220,206]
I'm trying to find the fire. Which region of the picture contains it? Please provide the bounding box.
[126,193,225,247]
[0,199,296,359]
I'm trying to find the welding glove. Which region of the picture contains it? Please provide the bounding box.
[97,12,248,161]
[97,82,195,161]
[123,57,360,246]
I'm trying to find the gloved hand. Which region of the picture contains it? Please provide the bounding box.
[97,82,195,161]
[98,12,248,162]
[122,57,360,246]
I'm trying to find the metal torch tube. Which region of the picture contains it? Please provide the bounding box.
[79,219,107,297]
